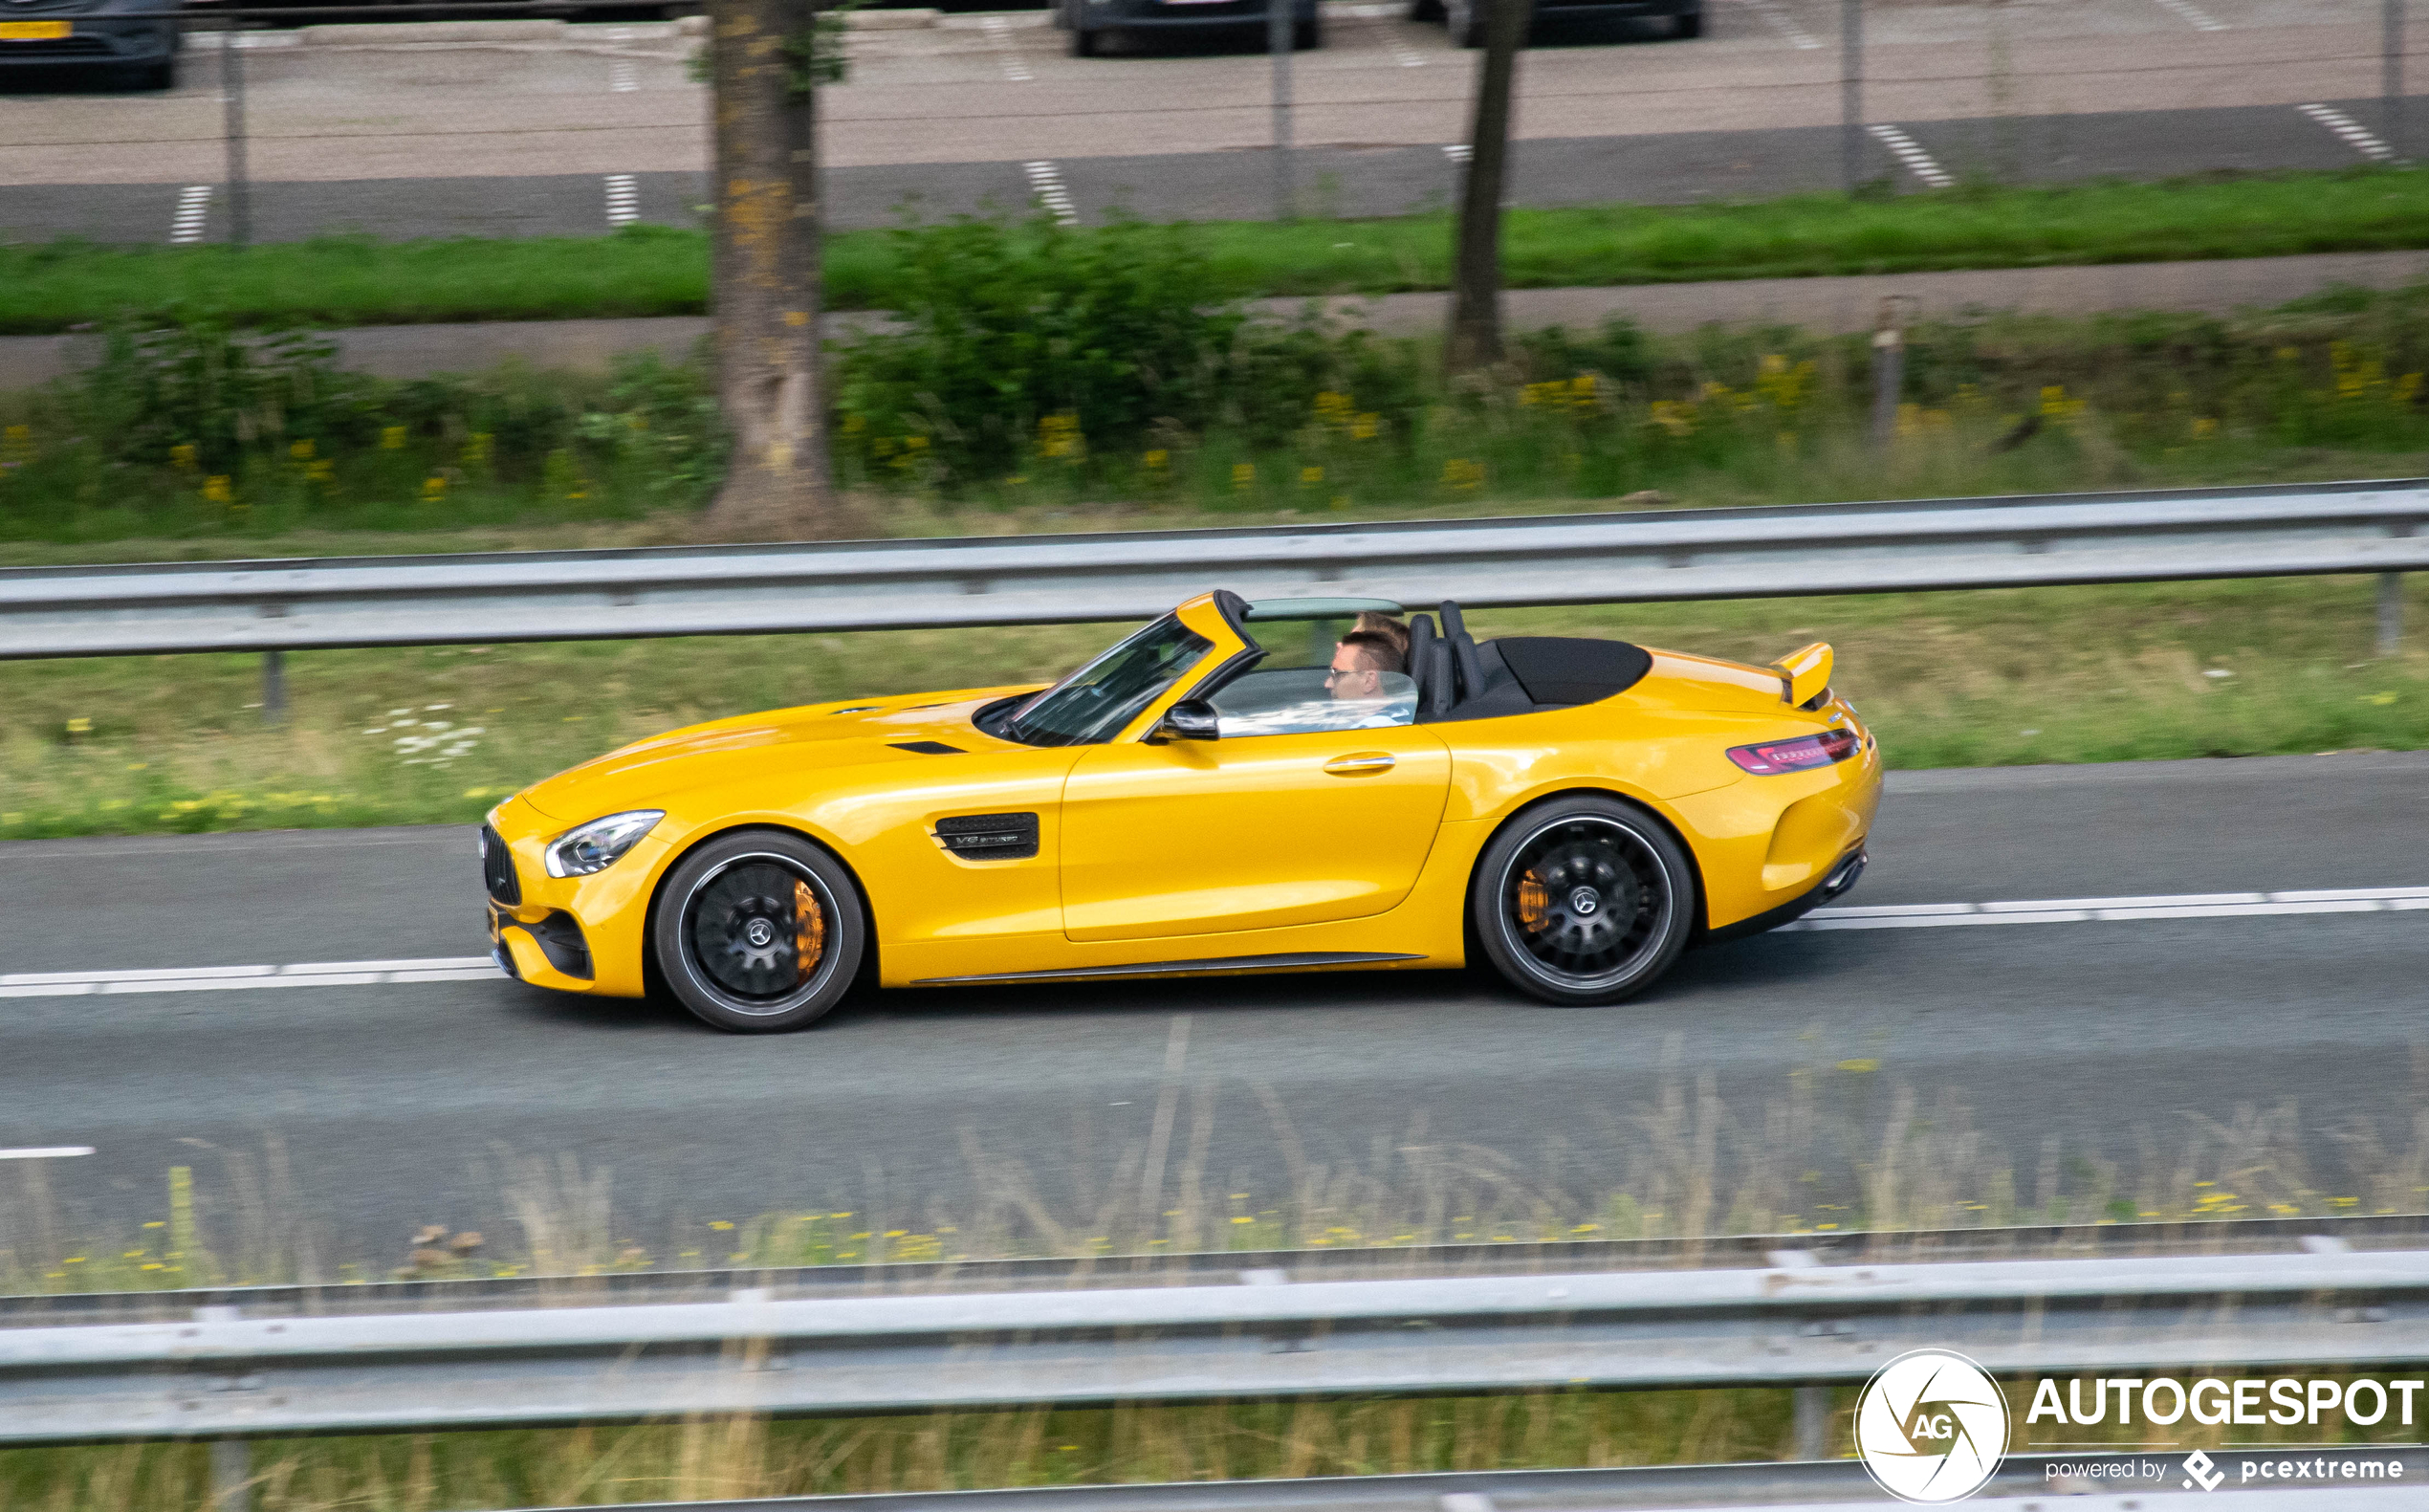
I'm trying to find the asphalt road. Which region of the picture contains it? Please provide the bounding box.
[0,0,2413,242]
[1,751,2423,1271]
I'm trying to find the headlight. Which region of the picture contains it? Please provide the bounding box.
[544,810,665,877]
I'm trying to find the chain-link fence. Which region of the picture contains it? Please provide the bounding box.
[0,0,2418,245]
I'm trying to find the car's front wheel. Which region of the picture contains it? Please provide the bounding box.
[652,829,865,1032]
[1470,795,1696,1006]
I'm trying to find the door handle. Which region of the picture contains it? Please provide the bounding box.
[1324,753,1396,775]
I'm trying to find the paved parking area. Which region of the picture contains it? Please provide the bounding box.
[0,0,2415,241]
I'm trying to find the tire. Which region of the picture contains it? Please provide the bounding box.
[1674,7,1702,38]
[1470,795,1697,1007]
[1446,0,1482,45]
[651,828,867,1033]
[1070,23,1099,55]
[1294,14,1322,47]
[1408,0,1445,19]
[129,57,176,91]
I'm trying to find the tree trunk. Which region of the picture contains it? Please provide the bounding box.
[1445,0,1533,376]
[698,0,846,541]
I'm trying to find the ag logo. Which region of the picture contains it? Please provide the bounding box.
[1853,1348,2010,1503]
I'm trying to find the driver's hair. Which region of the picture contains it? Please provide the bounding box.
[1352,611,1411,661]
[1337,628,1405,676]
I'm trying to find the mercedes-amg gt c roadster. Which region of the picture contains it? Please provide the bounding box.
[480,592,1880,1031]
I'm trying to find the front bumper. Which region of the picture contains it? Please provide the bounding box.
[1076,0,1318,29]
[481,801,663,997]
[1534,0,1696,15]
[0,19,178,66]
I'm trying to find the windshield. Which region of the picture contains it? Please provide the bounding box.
[1001,616,1214,746]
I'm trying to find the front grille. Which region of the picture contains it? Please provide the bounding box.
[933,812,1040,861]
[480,824,521,904]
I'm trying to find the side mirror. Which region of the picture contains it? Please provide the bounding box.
[1154,699,1221,742]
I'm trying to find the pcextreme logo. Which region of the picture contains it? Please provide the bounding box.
[1853,1348,2011,1503]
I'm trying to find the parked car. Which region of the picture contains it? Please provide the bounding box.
[0,0,182,89]
[1055,0,1321,57]
[1416,0,1698,48]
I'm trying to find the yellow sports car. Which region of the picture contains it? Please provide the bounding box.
[482,592,1880,1031]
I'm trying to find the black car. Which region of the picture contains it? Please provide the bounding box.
[1056,0,1322,57]
[1420,0,1698,48]
[0,0,182,89]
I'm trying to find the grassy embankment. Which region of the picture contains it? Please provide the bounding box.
[4,167,2428,333]
[2,577,2421,842]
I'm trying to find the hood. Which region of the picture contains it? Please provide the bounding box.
[517,684,1040,821]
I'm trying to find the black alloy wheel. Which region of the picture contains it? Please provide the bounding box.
[1471,795,1696,1005]
[652,829,865,1032]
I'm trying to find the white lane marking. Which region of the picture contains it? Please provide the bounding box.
[1443,142,1472,163]
[605,173,639,228]
[169,185,210,245]
[1022,160,1079,226]
[0,1147,94,1160]
[1789,887,2429,932]
[981,16,1034,82]
[1866,123,1953,187]
[0,956,499,999]
[1348,3,1428,66]
[2150,0,2227,31]
[2300,103,2400,163]
[1733,0,1822,50]
[608,27,638,92]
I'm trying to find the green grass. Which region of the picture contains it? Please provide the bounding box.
[1,576,2421,844]
[7,167,2429,334]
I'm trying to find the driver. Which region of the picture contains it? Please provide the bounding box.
[1326,629,1405,701]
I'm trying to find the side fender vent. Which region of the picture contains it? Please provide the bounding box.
[933,812,1040,861]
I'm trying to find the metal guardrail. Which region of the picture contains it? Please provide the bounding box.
[492,1452,2429,1512]
[9,1241,2429,1443]
[1,481,2420,661]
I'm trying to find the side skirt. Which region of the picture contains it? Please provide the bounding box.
[912,951,1427,986]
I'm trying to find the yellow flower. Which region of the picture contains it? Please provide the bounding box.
[289,439,316,461]
[422,475,449,501]
[1300,466,1324,485]
[1231,462,1256,491]
[167,443,198,471]
[1143,449,1169,471]
[461,433,493,466]
[381,426,407,450]
[1439,457,1484,490]
[1351,413,1379,441]
[202,475,233,505]
[65,716,92,735]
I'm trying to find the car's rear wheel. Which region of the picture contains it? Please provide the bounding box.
[1674,7,1702,37]
[653,829,864,1033]
[1471,795,1696,1006]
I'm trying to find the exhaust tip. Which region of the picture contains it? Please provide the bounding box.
[1821,848,1868,902]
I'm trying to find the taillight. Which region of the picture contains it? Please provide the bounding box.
[1728,728,1860,775]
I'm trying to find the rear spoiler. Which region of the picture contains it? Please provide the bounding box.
[1772,642,1833,708]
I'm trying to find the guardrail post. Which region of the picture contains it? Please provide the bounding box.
[1794,1384,1830,1458]
[2381,571,2406,657]
[1870,297,1906,451]
[260,650,285,724]
[209,1437,250,1511]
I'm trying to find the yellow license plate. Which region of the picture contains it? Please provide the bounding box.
[0,21,75,39]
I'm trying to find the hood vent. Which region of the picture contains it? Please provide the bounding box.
[890,740,965,755]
